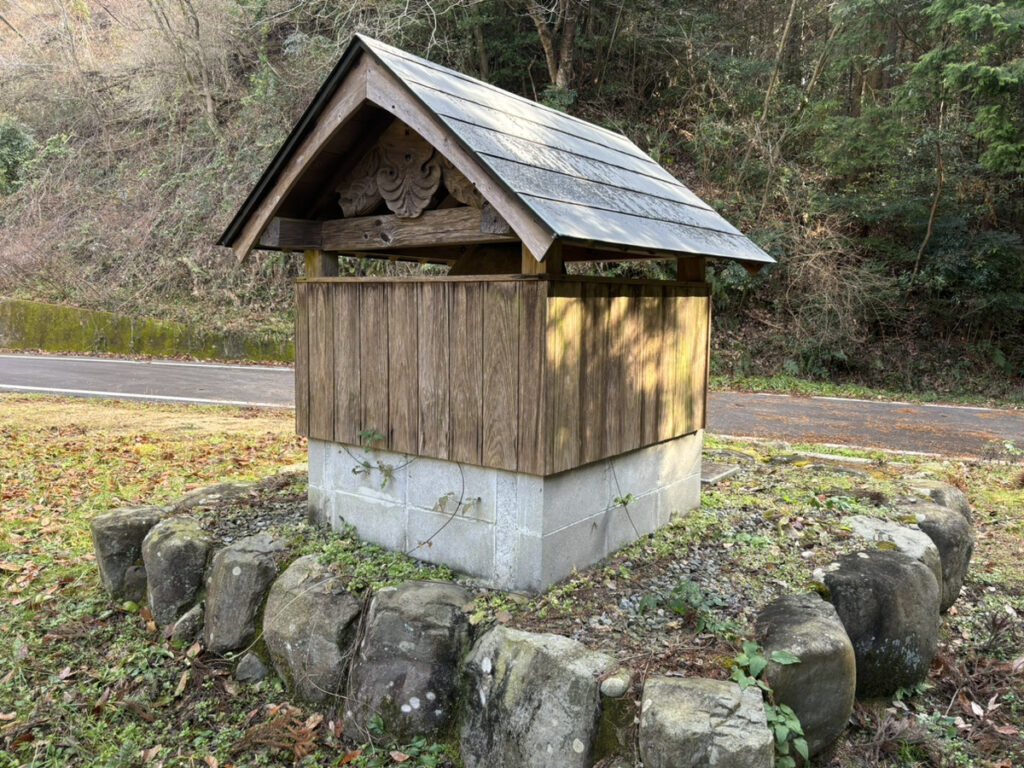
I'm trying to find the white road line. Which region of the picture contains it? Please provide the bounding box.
[731,390,1016,415]
[0,354,292,373]
[709,433,950,459]
[807,394,1001,413]
[0,384,293,409]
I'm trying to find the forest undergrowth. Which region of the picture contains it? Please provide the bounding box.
[1,0,1022,400]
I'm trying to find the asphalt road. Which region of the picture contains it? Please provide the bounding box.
[0,353,294,408]
[2,353,1021,458]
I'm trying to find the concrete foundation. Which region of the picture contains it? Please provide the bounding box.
[308,432,703,592]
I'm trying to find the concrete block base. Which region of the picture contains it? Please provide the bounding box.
[307,432,703,592]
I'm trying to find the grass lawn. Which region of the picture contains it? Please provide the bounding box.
[1,394,1022,767]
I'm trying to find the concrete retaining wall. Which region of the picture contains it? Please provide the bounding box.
[0,298,293,362]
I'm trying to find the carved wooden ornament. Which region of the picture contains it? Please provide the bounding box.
[375,123,442,218]
[440,157,484,208]
[338,147,383,217]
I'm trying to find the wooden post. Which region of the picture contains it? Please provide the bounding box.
[522,242,563,276]
[304,249,339,278]
[677,257,706,283]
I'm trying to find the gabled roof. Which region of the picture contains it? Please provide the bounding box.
[218,35,774,267]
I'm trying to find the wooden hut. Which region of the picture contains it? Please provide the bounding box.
[218,35,773,591]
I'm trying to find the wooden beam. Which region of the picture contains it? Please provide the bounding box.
[521,242,563,275]
[304,249,338,278]
[261,218,323,251]
[449,244,521,275]
[232,56,369,260]
[260,207,516,254]
[321,207,516,252]
[677,257,706,283]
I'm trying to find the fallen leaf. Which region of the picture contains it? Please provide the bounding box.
[186,642,202,659]
[140,745,163,762]
[970,700,985,718]
[174,670,189,697]
[92,687,111,714]
[57,666,72,680]
[339,750,363,765]
[495,610,512,624]
[995,725,1019,736]
[304,713,323,730]
[204,756,219,768]
[0,712,16,721]
[389,751,410,762]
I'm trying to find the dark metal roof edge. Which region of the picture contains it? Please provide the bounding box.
[216,36,368,248]
[557,235,776,264]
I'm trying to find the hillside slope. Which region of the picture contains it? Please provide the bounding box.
[1,0,1021,399]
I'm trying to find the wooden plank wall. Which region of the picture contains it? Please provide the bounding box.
[542,279,710,475]
[296,278,546,474]
[295,277,710,476]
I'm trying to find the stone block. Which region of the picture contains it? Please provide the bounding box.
[324,442,408,503]
[639,677,773,768]
[204,532,284,655]
[461,626,617,768]
[542,460,611,534]
[406,507,494,577]
[262,555,361,703]
[142,517,213,626]
[842,515,942,590]
[824,550,939,698]
[900,502,973,612]
[91,505,164,598]
[408,457,497,524]
[604,492,658,555]
[345,582,472,739]
[756,593,856,756]
[332,493,408,552]
[541,513,606,586]
[307,432,703,592]
[657,473,701,526]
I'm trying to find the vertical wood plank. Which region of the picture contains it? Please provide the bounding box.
[603,285,625,457]
[359,283,389,446]
[294,283,310,438]
[658,288,681,441]
[333,283,361,445]
[449,282,484,465]
[581,283,608,464]
[418,282,450,458]
[545,281,582,474]
[639,284,663,445]
[675,286,695,437]
[308,281,334,441]
[611,285,643,454]
[700,293,711,429]
[387,283,419,454]
[482,282,520,470]
[517,280,547,475]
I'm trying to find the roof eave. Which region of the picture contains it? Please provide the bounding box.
[216,36,369,252]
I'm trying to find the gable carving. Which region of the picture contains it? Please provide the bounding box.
[335,120,483,220]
